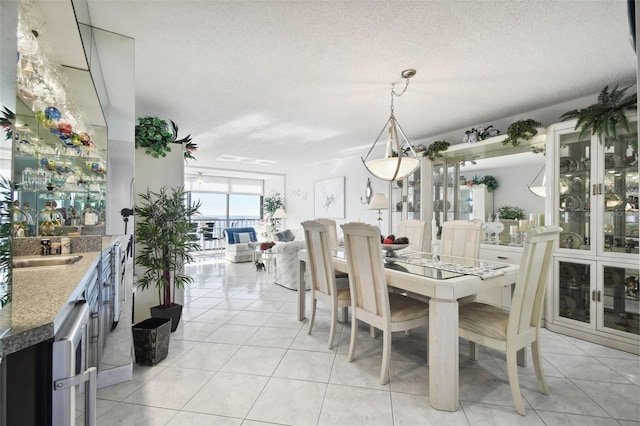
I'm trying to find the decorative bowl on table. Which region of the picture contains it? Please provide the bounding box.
[380,243,409,262]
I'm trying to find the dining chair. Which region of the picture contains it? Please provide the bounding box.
[316,218,348,279]
[398,219,426,252]
[439,219,483,263]
[302,220,351,349]
[458,225,561,416]
[341,222,429,385]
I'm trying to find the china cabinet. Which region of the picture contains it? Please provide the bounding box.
[424,130,546,243]
[389,161,427,233]
[459,184,493,221]
[545,118,639,354]
[422,130,547,309]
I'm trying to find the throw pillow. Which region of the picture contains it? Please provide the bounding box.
[275,229,295,242]
[283,229,295,242]
[235,232,252,243]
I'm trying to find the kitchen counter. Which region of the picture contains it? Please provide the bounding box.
[0,237,118,357]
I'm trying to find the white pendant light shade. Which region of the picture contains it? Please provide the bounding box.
[365,156,420,181]
[528,185,546,197]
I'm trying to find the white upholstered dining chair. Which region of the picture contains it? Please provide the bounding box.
[302,220,351,349]
[439,219,483,303]
[341,222,429,385]
[458,225,561,416]
[439,219,483,263]
[398,219,427,252]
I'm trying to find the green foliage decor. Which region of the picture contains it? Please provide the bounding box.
[135,186,201,308]
[263,192,285,216]
[0,107,13,307]
[0,176,12,307]
[498,205,525,220]
[423,140,450,161]
[560,85,637,141]
[502,119,542,147]
[135,116,198,162]
[468,175,499,192]
[1,106,15,142]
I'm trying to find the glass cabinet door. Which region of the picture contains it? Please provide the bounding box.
[432,160,457,239]
[557,132,592,252]
[600,264,639,337]
[390,179,403,230]
[557,259,594,326]
[600,123,638,257]
[406,167,421,220]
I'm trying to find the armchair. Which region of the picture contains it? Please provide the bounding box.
[223,227,257,262]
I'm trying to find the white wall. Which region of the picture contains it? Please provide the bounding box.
[285,155,392,236]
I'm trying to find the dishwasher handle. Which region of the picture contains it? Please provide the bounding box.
[53,367,97,426]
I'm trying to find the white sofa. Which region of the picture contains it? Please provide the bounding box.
[271,228,310,290]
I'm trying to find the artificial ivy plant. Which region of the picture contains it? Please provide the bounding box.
[423,140,450,161]
[560,84,637,141]
[135,116,198,161]
[502,119,542,147]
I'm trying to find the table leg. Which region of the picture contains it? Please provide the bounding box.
[297,259,306,321]
[429,298,459,411]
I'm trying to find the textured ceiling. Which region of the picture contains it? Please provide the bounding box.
[85,0,637,177]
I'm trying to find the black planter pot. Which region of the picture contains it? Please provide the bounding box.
[132,317,171,365]
[150,303,183,332]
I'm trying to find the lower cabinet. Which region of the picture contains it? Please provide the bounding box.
[547,256,639,354]
[477,244,523,308]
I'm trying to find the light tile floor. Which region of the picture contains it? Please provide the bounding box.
[93,252,640,425]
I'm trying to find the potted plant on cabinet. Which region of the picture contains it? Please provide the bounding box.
[560,84,637,141]
[135,186,201,331]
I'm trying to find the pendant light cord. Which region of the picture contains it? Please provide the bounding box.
[390,77,410,114]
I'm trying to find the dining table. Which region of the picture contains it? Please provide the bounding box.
[297,248,520,412]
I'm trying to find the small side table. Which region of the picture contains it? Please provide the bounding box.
[250,243,274,273]
[261,249,274,273]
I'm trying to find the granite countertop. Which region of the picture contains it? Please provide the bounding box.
[0,237,119,356]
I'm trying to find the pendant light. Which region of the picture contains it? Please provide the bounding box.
[362,69,420,181]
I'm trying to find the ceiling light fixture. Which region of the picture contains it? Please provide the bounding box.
[362,69,420,182]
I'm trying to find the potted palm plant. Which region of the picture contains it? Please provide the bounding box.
[135,186,201,331]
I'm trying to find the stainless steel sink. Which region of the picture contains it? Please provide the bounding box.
[13,255,83,268]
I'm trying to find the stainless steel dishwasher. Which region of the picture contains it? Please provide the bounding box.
[52,300,97,426]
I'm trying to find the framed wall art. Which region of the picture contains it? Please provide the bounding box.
[314,176,345,219]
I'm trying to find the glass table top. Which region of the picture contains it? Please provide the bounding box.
[332,248,509,281]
